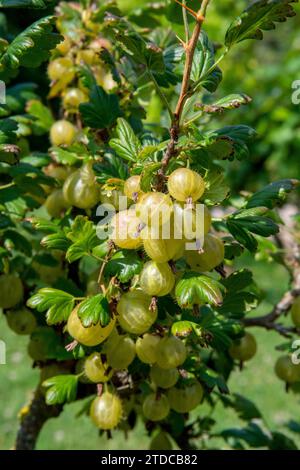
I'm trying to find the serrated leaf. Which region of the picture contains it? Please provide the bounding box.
[27,288,75,325]
[246,179,299,209]
[43,375,78,405]
[0,0,51,7]
[105,250,143,283]
[94,152,128,184]
[77,294,110,327]
[175,272,225,309]
[0,16,62,81]
[231,215,279,237]
[203,169,230,205]
[198,94,251,113]
[41,232,71,251]
[226,219,258,252]
[225,0,298,48]
[66,216,98,262]
[197,365,229,394]
[191,31,222,92]
[140,162,161,192]
[221,269,253,292]
[79,85,121,129]
[26,99,53,134]
[208,125,257,161]
[110,118,141,162]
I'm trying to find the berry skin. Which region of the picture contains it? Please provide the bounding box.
[275,356,300,384]
[167,168,205,202]
[136,334,161,364]
[106,335,136,370]
[136,192,173,228]
[291,297,300,327]
[67,305,116,347]
[173,202,211,240]
[84,353,113,383]
[142,393,170,421]
[110,209,143,250]
[123,175,142,201]
[100,189,125,211]
[117,290,157,335]
[48,58,73,81]
[63,88,87,109]
[6,308,37,335]
[0,274,24,309]
[63,162,100,209]
[90,392,123,430]
[185,233,224,272]
[229,333,257,362]
[150,431,172,450]
[167,381,203,413]
[45,189,70,217]
[50,120,76,146]
[139,261,175,297]
[156,336,187,369]
[150,364,179,389]
[142,233,185,263]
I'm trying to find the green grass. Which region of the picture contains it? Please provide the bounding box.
[1,255,300,450]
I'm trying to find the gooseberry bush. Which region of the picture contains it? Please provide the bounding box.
[0,0,300,451]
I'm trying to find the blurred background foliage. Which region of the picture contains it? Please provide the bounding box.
[0,0,300,449]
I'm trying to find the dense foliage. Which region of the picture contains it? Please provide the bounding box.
[0,0,300,450]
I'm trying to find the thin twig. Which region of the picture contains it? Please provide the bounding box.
[182,0,190,43]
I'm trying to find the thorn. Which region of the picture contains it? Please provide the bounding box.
[65,340,78,352]
[174,0,197,19]
[97,383,103,397]
[149,296,157,312]
[176,35,187,49]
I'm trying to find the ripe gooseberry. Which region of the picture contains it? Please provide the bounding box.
[142,393,170,421]
[106,335,136,370]
[63,88,87,109]
[291,297,300,327]
[44,189,70,218]
[156,336,187,369]
[275,356,300,384]
[136,192,173,228]
[117,290,157,335]
[142,232,185,263]
[0,274,24,309]
[63,162,100,209]
[173,202,211,240]
[90,392,123,430]
[50,120,76,146]
[123,175,142,201]
[185,233,224,272]
[110,209,142,250]
[168,380,204,413]
[48,57,74,81]
[150,364,179,389]
[84,352,113,383]
[6,308,37,335]
[229,333,257,362]
[67,305,116,347]
[167,168,205,202]
[136,334,161,364]
[139,261,175,297]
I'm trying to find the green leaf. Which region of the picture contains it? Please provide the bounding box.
[94,152,129,184]
[199,94,251,114]
[190,31,222,92]
[43,375,78,405]
[77,294,110,328]
[226,219,258,252]
[140,162,161,192]
[41,232,71,252]
[0,16,62,81]
[221,269,253,293]
[197,365,229,394]
[27,288,75,325]
[231,215,279,237]
[208,125,257,161]
[269,432,298,450]
[220,422,271,448]
[0,0,51,7]
[0,118,18,144]
[105,250,143,283]
[49,146,80,166]
[203,169,230,205]
[4,228,32,256]
[225,0,298,48]
[26,99,54,134]
[175,272,225,309]
[219,393,262,421]
[29,326,72,361]
[66,216,98,263]
[110,118,141,162]
[246,179,299,209]
[79,85,121,129]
